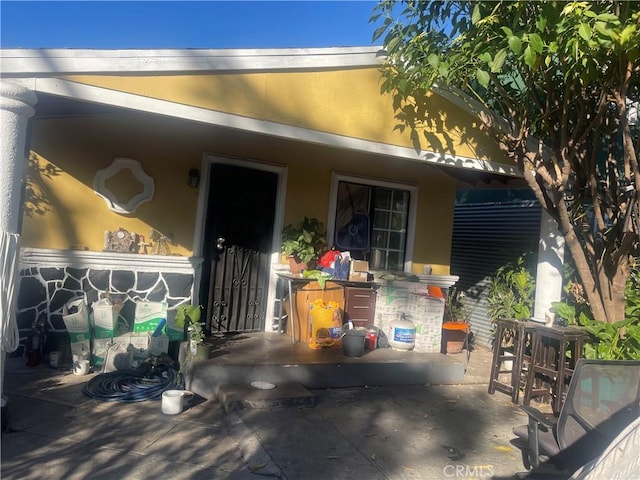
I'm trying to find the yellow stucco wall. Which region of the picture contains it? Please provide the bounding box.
[63,68,507,163]
[24,111,456,272]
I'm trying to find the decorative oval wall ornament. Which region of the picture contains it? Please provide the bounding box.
[93,158,155,214]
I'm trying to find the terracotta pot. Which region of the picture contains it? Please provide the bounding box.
[288,256,308,275]
[442,322,469,354]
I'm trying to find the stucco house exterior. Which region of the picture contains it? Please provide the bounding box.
[2,47,559,358]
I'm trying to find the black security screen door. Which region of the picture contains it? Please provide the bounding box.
[200,163,277,332]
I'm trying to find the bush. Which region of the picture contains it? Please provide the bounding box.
[486,256,535,323]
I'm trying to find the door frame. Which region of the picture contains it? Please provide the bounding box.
[193,153,288,332]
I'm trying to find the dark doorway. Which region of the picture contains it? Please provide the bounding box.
[200,163,278,332]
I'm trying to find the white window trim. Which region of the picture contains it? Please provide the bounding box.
[327,172,418,273]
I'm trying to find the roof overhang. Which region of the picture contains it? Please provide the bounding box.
[0,47,383,75]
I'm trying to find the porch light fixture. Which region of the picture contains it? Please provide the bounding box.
[188,168,200,188]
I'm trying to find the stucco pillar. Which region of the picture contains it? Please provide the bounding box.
[533,209,565,323]
[1,80,36,401]
[1,80,37,234]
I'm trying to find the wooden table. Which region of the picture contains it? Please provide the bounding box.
[274,272,377,344]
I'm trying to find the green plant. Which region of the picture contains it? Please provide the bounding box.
[552,257,640,360]
[574,317,640,360]
[372,1,640,323]
[175,304,204,344]
[281,217,327,265]
[487,256,535,323]
[444,287,470,323]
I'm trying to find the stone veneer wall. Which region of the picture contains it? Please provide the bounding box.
[13,249,198,358]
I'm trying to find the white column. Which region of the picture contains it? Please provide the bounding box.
[1,80,37,234]
[533,209,565,323]
[1,81,37,400]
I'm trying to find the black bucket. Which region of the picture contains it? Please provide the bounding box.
[342,329,366,357]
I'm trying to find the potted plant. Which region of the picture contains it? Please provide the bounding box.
[175,304,209,360]
[442,287,471,354]
[281,216,327,274]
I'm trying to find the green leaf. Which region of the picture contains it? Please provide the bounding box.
[578,23,592,41]
[471,4,481,25]
[398,78,407,95]
[501,26,513,37]
[524,45,536,68]
[594,21,614,38]
[508,36,522,54]
[427,53,440,68]
[596,13,619,23]
[529,33,543,54]
[476,68,490,88]
[386,36,400,54]
[490,49,508,73]
[619,25,636,46]
[372,25,388,43]
[479,52,493,63]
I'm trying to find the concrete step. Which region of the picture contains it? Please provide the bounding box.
[182,333,471,400]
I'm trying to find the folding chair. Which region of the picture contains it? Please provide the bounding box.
[511,359,640,474]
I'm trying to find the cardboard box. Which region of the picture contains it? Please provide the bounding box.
[349,271,368,282]
[91,338,112,367]
[149,333,169,355]
[102,340,133,372]
[62,299,92,358]
[134,301,167,333]
[92,302,118,339]
[350,260,369,272]
[129,333,150,359]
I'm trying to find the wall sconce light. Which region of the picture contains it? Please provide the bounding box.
[188,168,200,188]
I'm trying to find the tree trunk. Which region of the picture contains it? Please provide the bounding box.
[600,257,630,323]
[521,165,626,324]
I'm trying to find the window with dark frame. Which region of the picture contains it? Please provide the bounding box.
[333,180,410,271]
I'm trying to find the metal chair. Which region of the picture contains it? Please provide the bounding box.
[511,359,640,474]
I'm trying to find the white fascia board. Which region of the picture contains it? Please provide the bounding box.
[31,77,521,177]
[1,47,383,75]
[20,247,201,273]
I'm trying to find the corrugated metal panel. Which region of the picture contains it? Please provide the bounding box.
[451,201,541,348]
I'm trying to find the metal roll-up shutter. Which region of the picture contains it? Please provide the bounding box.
[451,199,541,348]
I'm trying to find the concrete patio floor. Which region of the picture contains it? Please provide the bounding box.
[1,340,541,480]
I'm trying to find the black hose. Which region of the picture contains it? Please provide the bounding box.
[82,367,180,403]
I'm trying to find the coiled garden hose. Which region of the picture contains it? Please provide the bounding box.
[82,367,181,403]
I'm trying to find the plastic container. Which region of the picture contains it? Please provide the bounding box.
[73,359,90,375]
[308,299,343,349]
[49,351,61,368]
[389,315,415,351]
[342,328,366,357]
[162,390,185,415]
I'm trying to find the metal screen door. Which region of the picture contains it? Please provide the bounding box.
[201,163,277,332]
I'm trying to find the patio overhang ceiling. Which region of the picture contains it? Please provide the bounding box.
[29,85,521,186]
[5,47,522,183]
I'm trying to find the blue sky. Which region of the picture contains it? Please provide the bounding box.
[1,1,381,49]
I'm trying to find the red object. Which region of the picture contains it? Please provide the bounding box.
[365,330,378,349]
[428,286,445,298]
[318,250,341,268]
[25,329,41,367]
